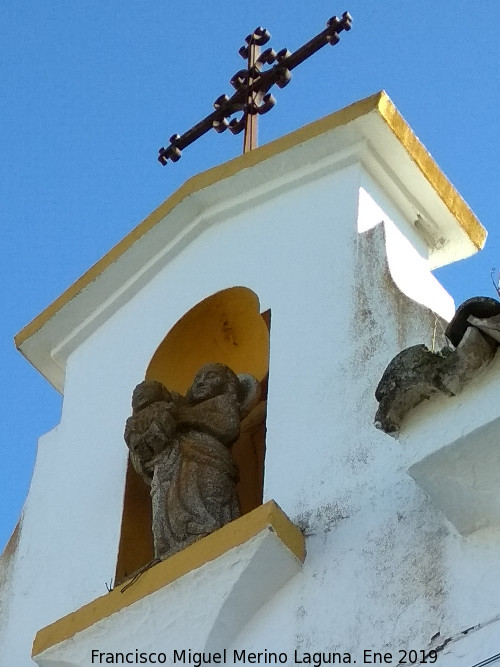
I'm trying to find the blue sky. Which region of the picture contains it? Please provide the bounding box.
[1,2,500,552]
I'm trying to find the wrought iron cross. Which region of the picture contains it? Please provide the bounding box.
[158,11,352,165]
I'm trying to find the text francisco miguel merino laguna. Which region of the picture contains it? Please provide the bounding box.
[91,650,357,665]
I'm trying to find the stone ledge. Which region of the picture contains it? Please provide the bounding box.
[32,500,305,662]
[408,417,500,535]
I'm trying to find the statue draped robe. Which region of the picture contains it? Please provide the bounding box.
[147,393,241,559]
[125,366,260,561]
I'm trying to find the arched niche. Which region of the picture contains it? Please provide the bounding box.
[115,287,270,585]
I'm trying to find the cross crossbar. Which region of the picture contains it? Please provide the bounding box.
[158,11,352,165]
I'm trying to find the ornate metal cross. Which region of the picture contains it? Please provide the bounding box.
[158,11,352,165]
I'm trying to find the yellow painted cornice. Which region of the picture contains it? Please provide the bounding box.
[375,94,485,251]
[16,91,486,352]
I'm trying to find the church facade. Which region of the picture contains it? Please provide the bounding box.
[1,92,499,667]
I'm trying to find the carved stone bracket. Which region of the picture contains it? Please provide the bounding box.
[32,502,305,664]
[375,297,500,435]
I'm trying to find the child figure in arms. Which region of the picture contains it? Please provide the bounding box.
[125,363,259,559]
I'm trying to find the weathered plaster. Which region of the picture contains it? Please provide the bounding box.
[4,101,498,666]
[15,93,484,393]
[409,413,500,535]
[33,511,304,665]
[0,519,21,648]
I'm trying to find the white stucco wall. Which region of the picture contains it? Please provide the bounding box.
[2,158,499,666]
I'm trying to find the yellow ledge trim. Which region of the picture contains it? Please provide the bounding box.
[16,91,485,350]
[376,94,486,252]
[32,500,305,658]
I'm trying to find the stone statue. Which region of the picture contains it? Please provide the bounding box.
[124,363,260,560]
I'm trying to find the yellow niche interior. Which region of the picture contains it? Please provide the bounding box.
[115,286,270,585]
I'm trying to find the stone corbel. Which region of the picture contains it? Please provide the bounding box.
[374,297,500,436]
[32,501,305,666]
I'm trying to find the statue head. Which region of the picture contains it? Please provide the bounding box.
[132,380,172,412]
[186,363,240,405]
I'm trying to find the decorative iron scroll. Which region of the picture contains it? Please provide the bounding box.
[158,11,352,165]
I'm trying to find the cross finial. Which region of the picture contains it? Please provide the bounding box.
[158,11,352,165]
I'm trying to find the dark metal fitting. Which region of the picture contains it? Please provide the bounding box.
[248,64,261,78]
[257,48,277,65]
[228,117,245,135]
[245,101,259,116]
[238,45,249,60]
[276,48,291,62]
[276,67,292,88]
[158,144,182,164]
[257,93,276,114]
[169,146,182,162]
[230,69,248,89]
[212,118,229,133]
[341,11,353,29]
[214,94,229,109]
[327,33,340,45]
[169,133,181,144]
[250,27,271,46]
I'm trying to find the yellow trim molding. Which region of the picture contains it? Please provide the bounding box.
[32,500,305,658]
[376,94,485,251]
[16,91,485,350]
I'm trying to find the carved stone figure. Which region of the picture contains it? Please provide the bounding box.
[374,297,500,435]
[124,364,260,560]
[124,380,180,485]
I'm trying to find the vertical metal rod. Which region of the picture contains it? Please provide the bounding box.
[243,38,260,153]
